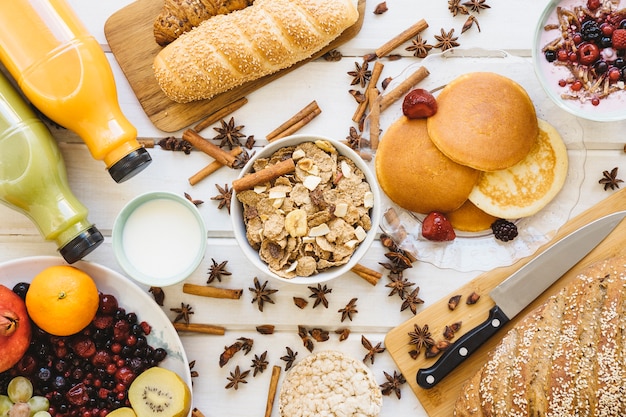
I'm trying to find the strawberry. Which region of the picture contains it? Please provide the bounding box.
[422,212,456,241]
[402,89,438,119]
[612,29,626,50]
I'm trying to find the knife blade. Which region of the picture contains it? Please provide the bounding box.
[416,210,626,389]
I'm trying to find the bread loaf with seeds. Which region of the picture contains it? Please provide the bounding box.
[454,255,626,416]
[153,0,359,103]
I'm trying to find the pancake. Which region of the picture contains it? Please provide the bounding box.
[446,199,498,233]
[468,118,568,219]
[427,72,539,171]
[375,116,480,214]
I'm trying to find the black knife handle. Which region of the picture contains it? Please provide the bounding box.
[416,305,510,389]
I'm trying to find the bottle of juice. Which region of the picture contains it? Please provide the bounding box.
[0,70,103,263]
[0,0,152,183]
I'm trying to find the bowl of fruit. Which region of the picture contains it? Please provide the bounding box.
[533,0,626,121]
[0,257,192,417]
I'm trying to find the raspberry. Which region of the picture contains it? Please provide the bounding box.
[612,29,626,50]
[491,219,518,242]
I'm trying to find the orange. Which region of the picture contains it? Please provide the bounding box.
[25,265,100,336]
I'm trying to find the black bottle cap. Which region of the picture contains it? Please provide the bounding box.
[59,226,104,264]
[108,147,152,183]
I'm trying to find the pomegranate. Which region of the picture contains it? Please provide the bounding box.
[0,284,32,372]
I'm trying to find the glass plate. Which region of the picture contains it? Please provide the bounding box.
[375,49,586,272]
[0,256,193,397]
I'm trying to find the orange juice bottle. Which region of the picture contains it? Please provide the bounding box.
[0,0,152,183]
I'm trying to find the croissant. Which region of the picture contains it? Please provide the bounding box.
[153,0,359,103]
[153,0,254,47]
[454,255,626,416]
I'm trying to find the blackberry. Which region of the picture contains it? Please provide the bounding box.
[491,219,518,242]
[581,20,602,42]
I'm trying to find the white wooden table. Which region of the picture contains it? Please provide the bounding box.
[2,1,626,416]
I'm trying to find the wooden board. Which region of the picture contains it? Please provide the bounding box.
[104,0,366,133]
[385,187,626,417]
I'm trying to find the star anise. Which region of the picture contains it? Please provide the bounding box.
[213,117,245,149]
[401,286,425,314]
[434,28,460,51]
[280,347,298,371]
[170,303,194,325]
[380,370,406,399]
[347,60,372,88]
[184,192,203,206]
[386,273,416,299]
[448,0,469,16]
[207,258,231,284]
[298,325,315,352]
[219,337,254,367]
[599,167,624,190]
[211,183,232,214]
[323,49,343,62]
[251,351,269,376]
[362,335,386,365]
[408,323,435,353]
[379,251,413,274]
[405,34,433,58]
[338,298,358,322]
[308,283,332,308]
[462,14,481,33]
[158,136,192,154]
[345,126,369,151]
[463,0,490,13]
[225,365,250,390]
[232,148,255,169]
[249,277,278,312]
[244,135,255,149]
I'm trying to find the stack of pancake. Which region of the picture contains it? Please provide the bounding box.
[375,72,568,232]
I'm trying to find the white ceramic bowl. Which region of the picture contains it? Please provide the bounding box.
[533,0,626,122]
[112,191,207,286]
[231,134,381,284]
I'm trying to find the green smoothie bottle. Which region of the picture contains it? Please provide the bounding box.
[0,71,103,263]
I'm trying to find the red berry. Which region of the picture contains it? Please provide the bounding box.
[587,0,601,10]
[601,23,615,36]
[591,97,601,106]
[98,293,118,315]
[557,49,569,61]
[571,80,583,91]
[573,33,583,44]
[421,212,456,241]
[402,89,438,119]
[139,321,151,335]
[558,79,567,87]
[608,67,621,81]
[612,29,626,49]
[578,43,600,65]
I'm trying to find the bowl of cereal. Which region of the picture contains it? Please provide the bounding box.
[231,134,381,284]
[533,0,626,122]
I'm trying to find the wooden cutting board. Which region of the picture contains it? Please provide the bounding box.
[104,0,366,133]
[385,187,626,417]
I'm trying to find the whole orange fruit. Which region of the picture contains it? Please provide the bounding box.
[25,265,100,336]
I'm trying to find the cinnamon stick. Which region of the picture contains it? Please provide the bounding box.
[137,138,155,148]
[352,61,385,123]
[266,101,321,141]
[191,408,205,417]
[264,366,282,417]
[351,263,383,286]
[368,88,381,150]
[188,147,243,186]
[194,97,248,132]
[183,283,243,300]
[232,158,296,192]
[182,129,237,167]
[375,19,429,58]
[172,322,226,335]
[379,66,430,113]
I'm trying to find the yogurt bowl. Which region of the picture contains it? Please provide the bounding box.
[112,191,207,286]
[231,134,381,284]
[533,0,626,121]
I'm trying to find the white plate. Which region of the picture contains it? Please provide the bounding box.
[0,256,192,393]
[375,49,586,272]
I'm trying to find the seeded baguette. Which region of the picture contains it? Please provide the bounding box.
[153,0,359,103]
[454,255,626,416]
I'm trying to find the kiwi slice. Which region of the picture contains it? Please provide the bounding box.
[128,367,191,417]
[107,407,137,417]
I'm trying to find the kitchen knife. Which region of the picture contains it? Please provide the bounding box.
[416,210,626,389]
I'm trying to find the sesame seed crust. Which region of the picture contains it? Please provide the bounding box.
[454,256,626,417]
[152,0,359,103]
